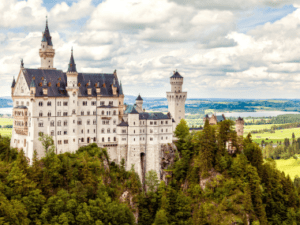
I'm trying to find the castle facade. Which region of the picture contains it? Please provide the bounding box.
[10,20,187,180]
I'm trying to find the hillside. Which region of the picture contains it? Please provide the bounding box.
[1,120,300,224]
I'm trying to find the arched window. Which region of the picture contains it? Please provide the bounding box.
[107,128,110,133]
[87,111,90,115]
[48,112,51,117]
[78,119,82,125]
[51,130,54,136]
[57,120,61,126]
[81,129,83,133]
[102,111,105,115]
[64,120,67,126]
[72,109,75,114]
[113,128,116,133]
[81,138,84,142]
[87,120,90,125]
[87,129,89,134]
[150,129,153,133]
[50,121,54,126]
[102,137,104,142]
[93,111,96,115]
[39,111,43,117]
[93,120,96,125]
[101,129,105,134]
[81,111,84,115]
[39,101,43,106]
[113,110,116,115]
[108,137,110,142]
[47,101,51,106]
[114,137,116,141]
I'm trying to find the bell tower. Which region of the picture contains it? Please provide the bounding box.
[39,17,55,69]
[166,70,187,127]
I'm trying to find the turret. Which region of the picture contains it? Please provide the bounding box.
[11,77,16,96]
[66,48,78,89]
[39,17,55,69]
[166,70,187,127]
[30,76,36,96]
[135,94,143,113]
[235,117,244,136]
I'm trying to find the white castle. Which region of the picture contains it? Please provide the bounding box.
[10,19,187,180]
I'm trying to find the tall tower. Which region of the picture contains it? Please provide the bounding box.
[166,71,187,127]
[235,117,244,136]
[39,17,55,69]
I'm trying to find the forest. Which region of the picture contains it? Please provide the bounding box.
[1,119,300,224]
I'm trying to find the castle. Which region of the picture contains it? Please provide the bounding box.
[10,19,187,180]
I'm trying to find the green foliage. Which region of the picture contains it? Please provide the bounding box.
[145,170,159,192]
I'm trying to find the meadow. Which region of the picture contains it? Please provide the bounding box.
[275,157,300,181]
[0,118,13,137]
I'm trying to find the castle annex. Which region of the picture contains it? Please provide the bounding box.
[10,19,187,180]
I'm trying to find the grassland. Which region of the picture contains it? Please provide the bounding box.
[0,118,13,137]
[275,157,300,180]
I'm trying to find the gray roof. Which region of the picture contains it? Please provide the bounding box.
[67,48,77,72]
[21,68,123,97]
[129,107,139,114]
[117,121,129,126]
[136,94,143,101]
[11,77,16,88]
[216,115,226,122]
[139,112,170,120]
[42,19,53,46]
[170,71,183,79]
[124,105,136,114]
[119,81,123,95]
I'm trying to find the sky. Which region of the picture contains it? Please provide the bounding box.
[1,0,300,98]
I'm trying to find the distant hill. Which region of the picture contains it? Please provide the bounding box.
[0,97,12,108]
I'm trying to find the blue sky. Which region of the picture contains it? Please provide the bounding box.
[2,0,300,98]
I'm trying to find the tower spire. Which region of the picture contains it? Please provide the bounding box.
[67,47,77,73]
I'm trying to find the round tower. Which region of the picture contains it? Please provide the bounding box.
[166,70,187,127]
[235,117,244,137]
[39,17,55,69]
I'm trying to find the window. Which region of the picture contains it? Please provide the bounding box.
[134,138,135,141]
[93,111,96,115]
[16,101,19,106]
[100,101,104,106]
[39,101,43,106]
[106,120,109,125]
[87,120,90,125]
[161,137,163,140]
[109,101,113,106]
[63,112,68,116]
[122,129,126,134]
[94,137,96,142]
[81,111,84,116]
[87,111,90,115]
[165,121,168,124]
[83,101,87,106]
[63,102,68,106]
[78,119,82,125]
[51,131,54,136]
[113,120,116,125]
[48,112,51,117]
[150,138,153,141]
[150,121,153,125]
[73,120,75,124]
[73,129,75,133]
[58,140,62,145]
[134,130,135,134]
[47,101,51,106]
[81,138,84,142]
[122,138,126,141]
[101,111,105,115]
[92,101,96,106]
[87,129,89,134]
[150,129,153,133]
[166,136,168,140]
[108,137,110,142]
[39,111,43,117]
[113,128,116,133]
[102,121,105,125]
[94,129,96,133]
[38,122,43,127]
[64,131,67,135]
[101,129,105,134]
[57,131,61,135]
[161,121,163,124]
[102,138,104,142]
[81,129,83,134]
[57,111,61,116]
[93,120,96,125]
[134,122,135,125]
[64,121,67,126]
[154,122,157,125]
[50,121,54,126]
[57,121,61,126]
[166,129,168,132]
[113,110,116,115]
[57,101,61,106]
[161,129,163,132]
[107,128,110,133]
[72,110,75,114]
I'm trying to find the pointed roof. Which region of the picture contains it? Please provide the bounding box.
[67,48,77,73]
[20,59,24,68]
[41,17,53,46]
[170,71,183,78]
[11,77,16,88]
[119,81,123,95]
[136,94,143,101]
[129,106,139,114]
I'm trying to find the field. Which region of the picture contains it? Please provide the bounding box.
[275,157,300,180]
[0,118,13,137]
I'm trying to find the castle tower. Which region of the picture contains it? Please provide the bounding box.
[66,48,79,152]
[235,117,244,136]
[135,94,143,113]
[166,71,187,127]
[39,17,55,69]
